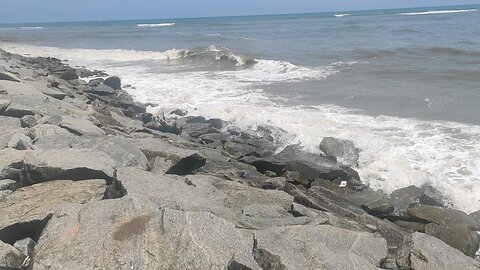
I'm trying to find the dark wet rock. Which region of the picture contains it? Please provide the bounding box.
[103,76,121,90]
[181,123,217,138]
[22,149,115,185]
[393,220,426,232]
[419,185,446,207]
[90,84,116,95]
[185,116,207,124]
[276,144,336,164]
[424,223,480,258]
[207,118,223,129]
[319,137,360,167]
[13,237,36,257]
[88,78,104,87]
[0,72,20,82]
[396,232,480,270]
[225,141,259,158]
[407,205,480,231]
[20,115,37,128]
[0,240,26,269]
[361,197,394,216]
[390,185,422,217]
[170,109,187,116]
[240,156,285,176]
[58,68,79,81]
[232,138,276,157]
[470,210,480,223]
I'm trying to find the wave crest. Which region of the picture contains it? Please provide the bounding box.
[137,23,175,27]
[399,9,478,16]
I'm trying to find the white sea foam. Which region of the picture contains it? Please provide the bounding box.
[4,43,480,213]
[334,14,351,17]
[137,23,175,27]
[20,27,43,30]
[400,9,478,16]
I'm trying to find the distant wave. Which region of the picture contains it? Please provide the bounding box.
[137,23,175,27]
[334,14,351,17]
[399,9,478,16]
[20,27,43,30]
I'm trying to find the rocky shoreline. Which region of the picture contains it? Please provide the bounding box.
[0,47,479,269]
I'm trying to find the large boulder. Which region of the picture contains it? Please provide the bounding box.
[396,232,480,270]
[254,225,388,269]
[424,223,480,258]
[319,137,360,167]
[407,205,480,231]
[103,76,121,90]
[22,149,116,185]
[0,240,26,269]
[134,138,206,175]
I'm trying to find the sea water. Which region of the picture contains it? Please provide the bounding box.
[1,5,479,212]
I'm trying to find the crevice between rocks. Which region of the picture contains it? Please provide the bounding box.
[165,154,206,176]
[252,234,287,270]
[0,214,52,245]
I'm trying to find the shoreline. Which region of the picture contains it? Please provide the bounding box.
[0,47,479,269]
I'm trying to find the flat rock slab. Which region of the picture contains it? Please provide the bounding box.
[254,225,387,269]
[22,149,115,184]
[0,179,105,230]
[396,232,480,270]
[407,205,480,231]
[47,115,105,136]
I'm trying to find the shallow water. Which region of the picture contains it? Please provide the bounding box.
[1,5,479,212]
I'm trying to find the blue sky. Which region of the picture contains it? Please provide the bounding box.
[1,0,479,23]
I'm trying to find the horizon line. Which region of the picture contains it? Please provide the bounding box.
[0,3,479,25]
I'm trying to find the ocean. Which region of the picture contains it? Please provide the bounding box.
[1,5,479,212]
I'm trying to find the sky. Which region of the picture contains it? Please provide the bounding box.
[1,0,479,24]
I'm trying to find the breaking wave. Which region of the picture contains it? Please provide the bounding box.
[399,9,478,16]
[335,14,351,17]
[137,23,175,27]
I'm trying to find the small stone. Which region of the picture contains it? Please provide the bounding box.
[20,115,37,128]
[13,238,36,257]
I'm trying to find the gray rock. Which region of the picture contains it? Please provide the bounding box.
[20,115,37,128]
[260,177,287,191]
[419,185,446,207]
[253,225,388,269]
[225,141,259,158]
[39,87,66,100]
[0,240,26,269]
[103,76,121,90]
[424,223,480,258]
[7,133,33,150]
[0,72,20,82]
[88,78,104,87]
[90,84,116,95]
[46,115,106,136]
[390,185,422,216]
[470,210,480,223]
[22,149,115,185]
[0,179,16,191]
[407,205,480,231]
[242,203,290,218]
[58,69,79,81]
[135,138,206,175]
[0,99,11,114]
[240,156,285,176]
[2,103,36,118]
[396,232,480,270]
[319,137,360,167]
[207,118,223,129]
[393,220,426,232]
[34,135,148,170]
[182,123,218,138]
[13,238,36,257]
[170,109,187,116]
